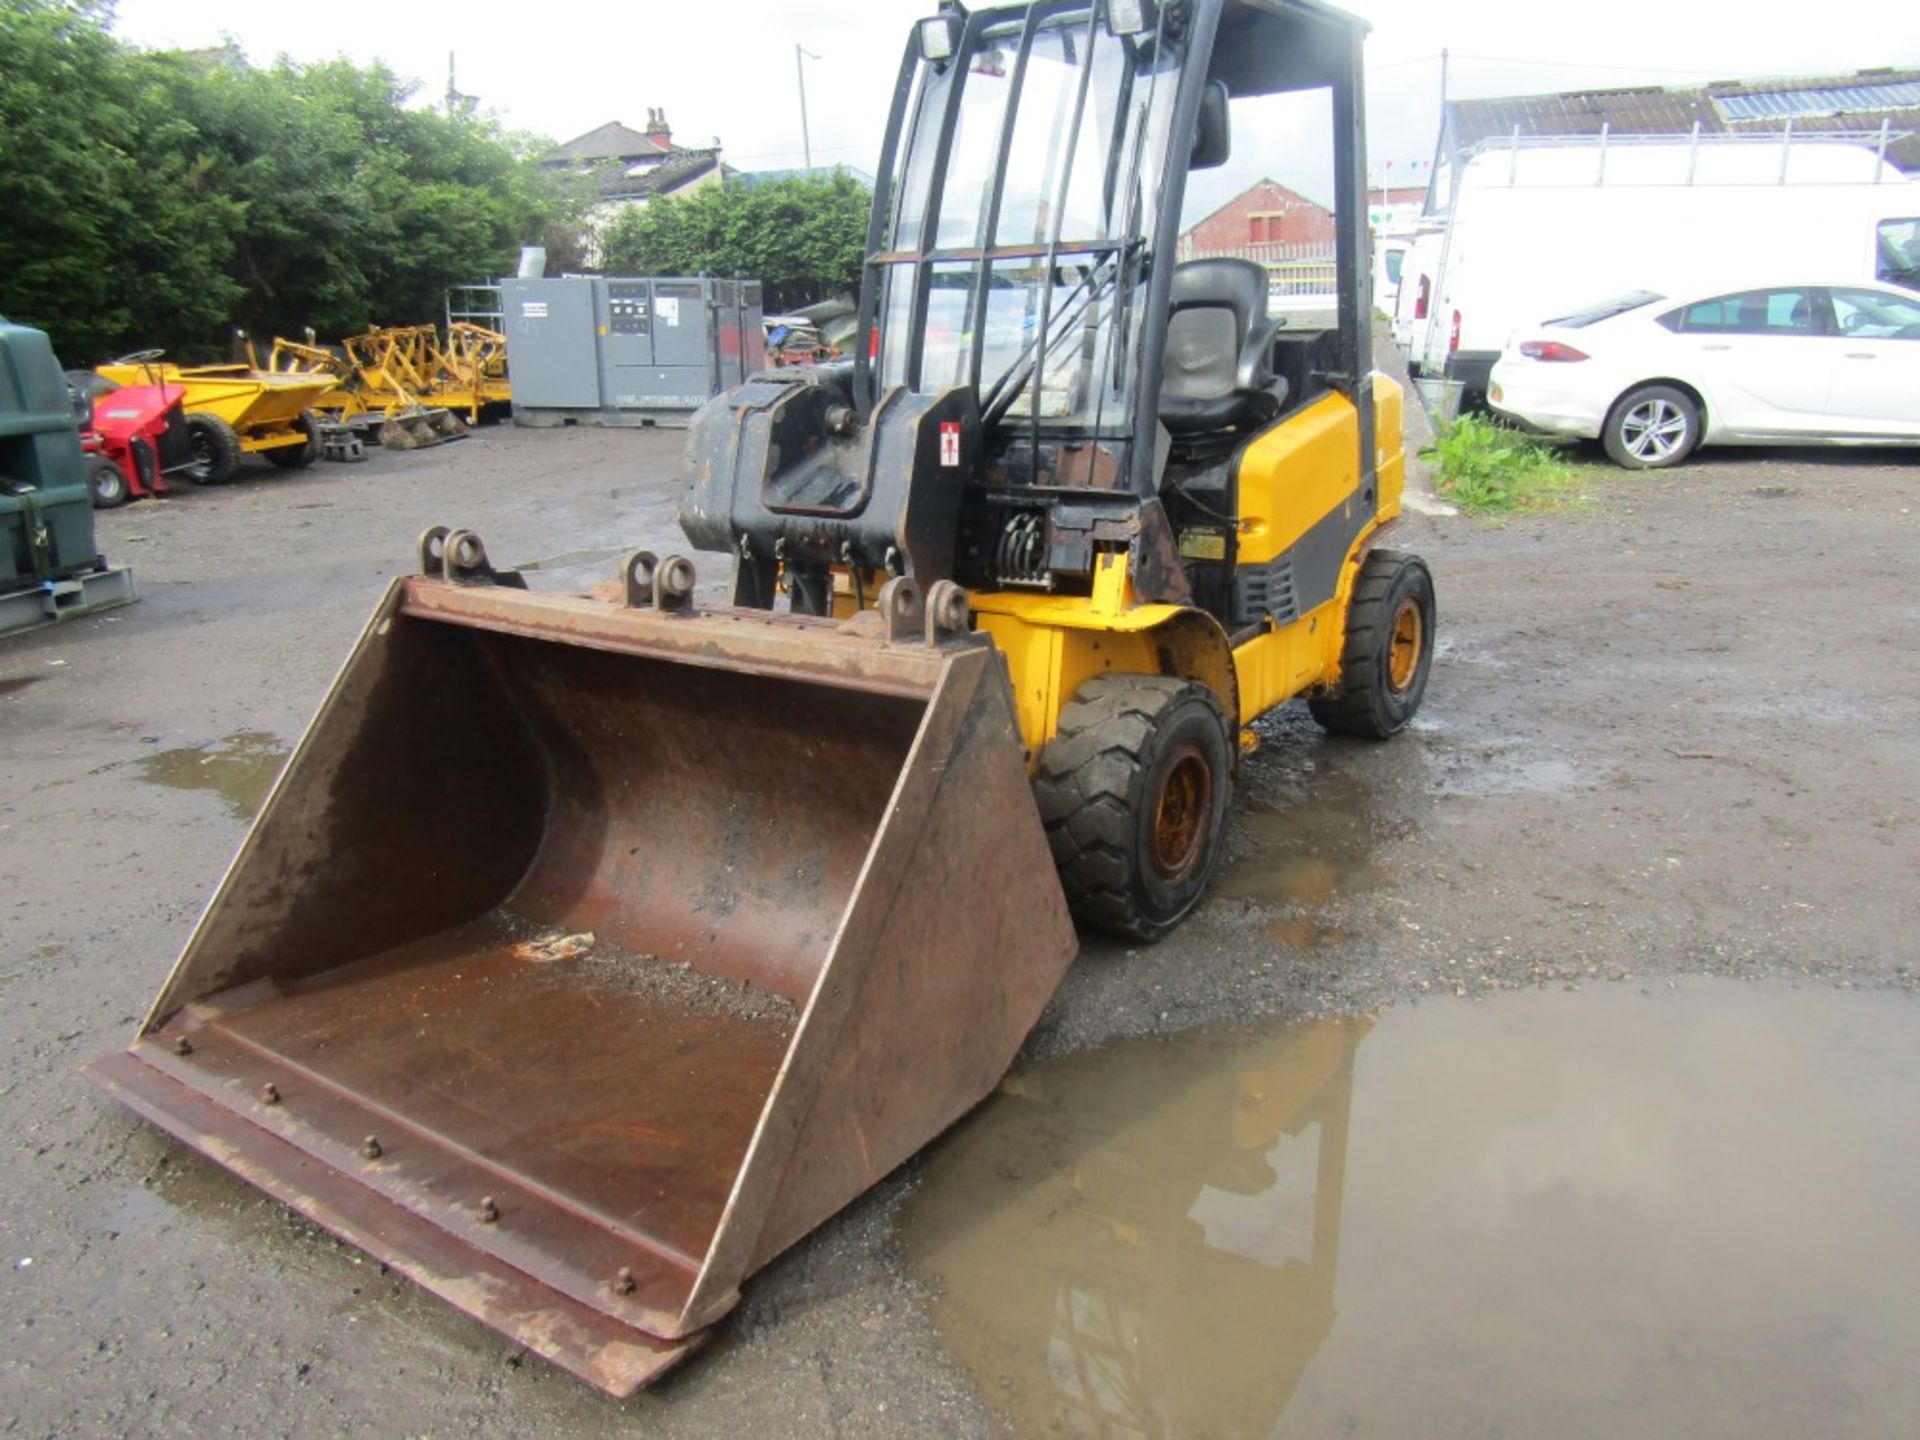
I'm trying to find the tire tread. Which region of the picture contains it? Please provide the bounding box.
[1038,673,1223,941]
[1308,548,1434,739]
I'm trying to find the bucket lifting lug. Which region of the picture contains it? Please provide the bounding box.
[418,525,525,589]
[653,554,697,613]
[621,550,659,608]
[877,575,923,642]
[924,578,972,647]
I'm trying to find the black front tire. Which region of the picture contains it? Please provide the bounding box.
[1034,674,1233,942]
[264,411,320,470]
[88,455,130,508]
[185,412,243,484]
[1309,549,1436,739]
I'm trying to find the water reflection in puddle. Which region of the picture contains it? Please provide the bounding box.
[1213,764,1392,932]
[135,730,289,820]
[903,982,1920,1439]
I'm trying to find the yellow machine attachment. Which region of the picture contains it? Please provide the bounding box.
[266,327,475,449]
[439,321,513,421]
[337,326,471,449]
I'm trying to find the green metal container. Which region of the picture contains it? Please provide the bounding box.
[0,316,135,634]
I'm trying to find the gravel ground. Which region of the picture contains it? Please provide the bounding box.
[2,395,1916,1437]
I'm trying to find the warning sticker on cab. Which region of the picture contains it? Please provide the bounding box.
[1178,529,1228,560]
[939,421,961,467]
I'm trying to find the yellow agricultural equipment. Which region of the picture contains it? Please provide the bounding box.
[86,0,1433,1400]
[439,321,512,420]
[94,352,336,482]
[266,326,482,449]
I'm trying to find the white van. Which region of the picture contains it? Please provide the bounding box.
[1391,229,1446,374]
[1418,134,1918,404]
[1371,226,1421,320]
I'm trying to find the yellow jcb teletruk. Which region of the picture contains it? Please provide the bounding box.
[86,0,1434,1400]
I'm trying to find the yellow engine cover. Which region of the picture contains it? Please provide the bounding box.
[938,374,1405,764]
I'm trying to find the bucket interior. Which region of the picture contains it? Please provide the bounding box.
[144,614,928,1308]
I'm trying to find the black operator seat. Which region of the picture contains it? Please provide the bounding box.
[1158,257,1289,435]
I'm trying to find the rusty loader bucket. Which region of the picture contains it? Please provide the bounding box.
[83,536,1077,1395]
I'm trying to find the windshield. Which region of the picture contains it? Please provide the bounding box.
[1542,291,1665,328]
[874,8,1181,440]
[1879,218,1920,289]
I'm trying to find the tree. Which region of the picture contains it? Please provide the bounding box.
[0,1,243,360]
[0,0,582,362]
[144,52,582,346]
[599,173,871,312]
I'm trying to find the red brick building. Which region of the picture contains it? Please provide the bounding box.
[1182,179,1336,253]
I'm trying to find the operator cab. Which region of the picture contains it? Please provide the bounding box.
[682,0,1378,623]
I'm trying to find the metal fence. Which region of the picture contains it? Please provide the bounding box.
[1175,238,1339,300]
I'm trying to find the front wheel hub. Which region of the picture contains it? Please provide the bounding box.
[1387,598,1423,695]
[1150,744,1212,880]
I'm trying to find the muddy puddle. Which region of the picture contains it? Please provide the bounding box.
[135,729,289,820]
[1212,761,1401,944]
[903,981,1920,1439]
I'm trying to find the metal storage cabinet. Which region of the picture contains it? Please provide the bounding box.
[502,276,764,429]
[499,278,601,411]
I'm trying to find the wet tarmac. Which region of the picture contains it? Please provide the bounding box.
[5,421,1919,1436]
[134,729,290,820]
[904,980,1920,1439]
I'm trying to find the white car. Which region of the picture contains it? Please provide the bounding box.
[1488,281,1920,468]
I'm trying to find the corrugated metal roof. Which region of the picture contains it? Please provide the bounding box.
[1715,82,1920,121]
[1450,91,1716,149]
[1445,70,1920,176]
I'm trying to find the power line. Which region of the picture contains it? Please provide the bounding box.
[1368,52,1441,73]
[1447,51,1750,78]
[1367,49,1769,80]
[723,141,868,165]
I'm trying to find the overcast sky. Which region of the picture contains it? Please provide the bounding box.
[113,0,1920,215]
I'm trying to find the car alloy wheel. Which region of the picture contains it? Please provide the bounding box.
[1620,397,1689,463]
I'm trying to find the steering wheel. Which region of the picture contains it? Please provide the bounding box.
[112,348,166,364]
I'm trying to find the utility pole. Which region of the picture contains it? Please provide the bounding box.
[796,44,821,171]
[446,51,457,116]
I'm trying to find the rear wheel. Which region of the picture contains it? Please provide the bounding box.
[1603,384,1700,469]
[1034,674,1233,942]
[264,411,320,470]
[1309,549,1436,739]
[88,455,130,508]
[185,413,242,484]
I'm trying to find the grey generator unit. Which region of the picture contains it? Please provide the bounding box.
[501,276,765,428]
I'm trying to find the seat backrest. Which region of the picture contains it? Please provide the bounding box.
[1162,258,1269,403]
